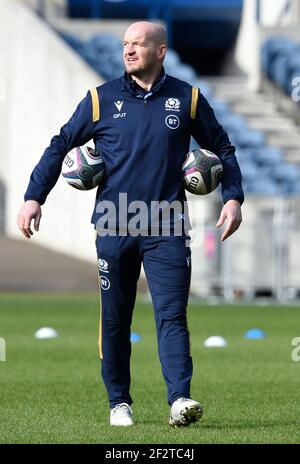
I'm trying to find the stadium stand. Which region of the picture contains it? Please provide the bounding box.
[4,0,300,299]
[60,31,197,83]
[44,1,297,200]
[66,0,243,73]
[60,27,300,198]
[260,34,300,152]
[261,36,300,97]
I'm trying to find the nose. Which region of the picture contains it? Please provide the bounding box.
[125,43,135,55]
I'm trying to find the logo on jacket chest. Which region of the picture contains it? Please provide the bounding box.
[113,100,127,119]
[165,98,180,112]
[165,114,180,129]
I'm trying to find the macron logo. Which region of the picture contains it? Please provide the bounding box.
[114,100,124,112]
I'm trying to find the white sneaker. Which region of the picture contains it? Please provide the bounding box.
[110,403,134,426]
[169,398,203,427]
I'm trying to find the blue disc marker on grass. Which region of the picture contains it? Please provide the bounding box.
[245,328,266,339]
[131,332,141,343]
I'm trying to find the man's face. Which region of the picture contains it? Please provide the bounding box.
[123,27,161,76]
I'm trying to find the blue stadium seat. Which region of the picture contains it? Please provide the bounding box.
[60,32,83,52]
[80,45,99,68]
[209,99,230,118]
[237,162,258,183]
[251,147,283,166]
[286,183,300,195]
[230,129,265,149]
[271,163,300,183]
[169,63,197,83]
[271,51,300,94]
[219,114,247,134]
[269,42,297,83]
[88,34,122,52]
[260,36,300,105]
[272,54,293,90]
[62,31,202,82]
[163,48,181,68]
[193,79,212,95]
[235,148,251,161]
[261,37,296,81]
[235,148,257,163]
[284,58,300,96]
[245,179,281,196]
[60,30,300,199]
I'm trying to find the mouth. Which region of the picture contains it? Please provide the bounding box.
[126,57,138,63]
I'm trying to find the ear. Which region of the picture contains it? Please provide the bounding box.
[157,45,167,60]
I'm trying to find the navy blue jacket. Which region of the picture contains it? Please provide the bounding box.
[24,71,244,227]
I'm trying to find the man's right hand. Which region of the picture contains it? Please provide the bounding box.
[17,200,42,239]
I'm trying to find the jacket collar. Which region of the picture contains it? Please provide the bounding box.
[121,68,167,100]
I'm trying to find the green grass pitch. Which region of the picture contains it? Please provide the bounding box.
[0,293,299,444]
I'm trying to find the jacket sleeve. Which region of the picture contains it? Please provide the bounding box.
[24,91,95,205]
[191,91,244,205]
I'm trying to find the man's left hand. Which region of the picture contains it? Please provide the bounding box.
[216,199,242,241]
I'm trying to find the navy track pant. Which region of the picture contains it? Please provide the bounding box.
[95,234,193,408]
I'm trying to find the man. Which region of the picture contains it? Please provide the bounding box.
[18,21,243,427]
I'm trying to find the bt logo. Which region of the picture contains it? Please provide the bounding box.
[165,114,180,129]
[100,276,111,291]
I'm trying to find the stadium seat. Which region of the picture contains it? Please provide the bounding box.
[272,51,300,94]
[60,32,84,52]
[251,147,283,166]
[272,54,293,90]
[230,129,266,149]
[60,31,299,198]
[284,57,300,96]
[286,183,300,195]
[61,31,202,83]
[219,114,247,134]
[209,99,230,118]
[236,161,258,183]
[188,79,213,99]
[271,163,300,183]
[261,37,296,81]
[245,179,281,196]
[261,36,300,104]
[169,63,197,83]
[163,48,181,68]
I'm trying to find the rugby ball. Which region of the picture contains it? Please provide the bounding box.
[182,148,223,195]
[62,146,105,190]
